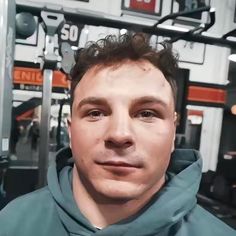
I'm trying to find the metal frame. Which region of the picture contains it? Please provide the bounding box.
[171,0,211,25]
[37,69,53,187]
[37,11,64,187]
[0,0,15,199]
[15,0,236,49]
[0,0,15,159]
[14,0,236,186]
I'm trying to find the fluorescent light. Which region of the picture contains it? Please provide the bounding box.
[120,29,127,35]
[158,24,189,32]
[228,54,236,62]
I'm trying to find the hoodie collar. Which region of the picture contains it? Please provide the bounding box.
[47,148,202,236]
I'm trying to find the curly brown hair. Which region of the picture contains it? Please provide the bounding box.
[70,33,178,109]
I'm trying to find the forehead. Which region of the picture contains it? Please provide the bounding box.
[73,60,174,105]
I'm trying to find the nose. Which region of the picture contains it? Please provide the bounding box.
[104,113,134,149]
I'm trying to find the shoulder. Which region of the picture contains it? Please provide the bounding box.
[0,187,53,215]
[0,187,59,235]
[182,205,235,235]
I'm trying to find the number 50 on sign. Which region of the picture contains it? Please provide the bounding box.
[60,22,84,47]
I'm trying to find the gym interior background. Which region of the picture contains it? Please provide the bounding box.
[0,0,236,229]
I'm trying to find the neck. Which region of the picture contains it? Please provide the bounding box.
[72,166,165,228]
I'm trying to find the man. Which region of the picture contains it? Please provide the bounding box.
[0,33,235,235]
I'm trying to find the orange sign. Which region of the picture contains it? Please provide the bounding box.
[188,86,226,104]
[14,67,70,89]
[130,0,156,13]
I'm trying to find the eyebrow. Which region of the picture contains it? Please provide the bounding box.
[77,96,168,109]
[77,97,109,108]
[131,96,168,108]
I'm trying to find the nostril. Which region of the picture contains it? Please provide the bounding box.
[105,139,133,149]
[104,119,134,148]
[122,141,133,149]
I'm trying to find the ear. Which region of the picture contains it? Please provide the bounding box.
[171,112,178,152]
[67,116,72,148]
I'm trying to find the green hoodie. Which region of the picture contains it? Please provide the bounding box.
[0,148,235,236]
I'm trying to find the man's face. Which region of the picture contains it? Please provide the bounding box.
[69,60,176,202]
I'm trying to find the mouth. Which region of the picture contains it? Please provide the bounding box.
[96,160,142,168]
[95,160,142,175]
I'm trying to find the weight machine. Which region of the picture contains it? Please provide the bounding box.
[0,0,15,199]
[1,0,236,190]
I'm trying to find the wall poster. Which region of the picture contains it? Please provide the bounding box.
[122,0,163,17]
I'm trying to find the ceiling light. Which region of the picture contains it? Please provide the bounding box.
[231,104,236,115]
[228,54,236,62]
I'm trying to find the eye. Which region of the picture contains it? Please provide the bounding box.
[139,111,155,117]
[136,110,157,121]
[87,110,105,120]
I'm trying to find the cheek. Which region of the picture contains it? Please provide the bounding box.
[70,122,88,153]
[139,124,175,170]
[139,122,175,149]
[70,120,97,144]
[141,140,172,186]
[70,120,103,163]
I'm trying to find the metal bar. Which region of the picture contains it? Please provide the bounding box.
[0,0,15,160]
[144,26,236,49]
[38,69,53,187]
[15,1,236,49]
[202,8,216,32]
[156,6,211,25]
[165,9,216,44]
[222,28,236,39]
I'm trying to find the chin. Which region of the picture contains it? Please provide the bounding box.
[92,180,146,203]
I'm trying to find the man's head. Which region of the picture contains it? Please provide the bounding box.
[70,34,178,108]
[68,33,178,203]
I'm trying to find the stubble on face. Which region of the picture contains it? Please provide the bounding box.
[69,60,176,204]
